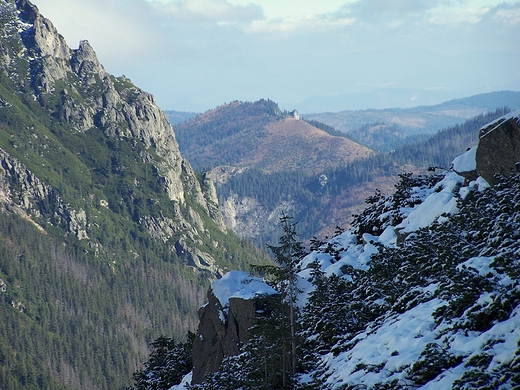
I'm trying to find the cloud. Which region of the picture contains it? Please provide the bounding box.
[149,0,264,23]
[337,0,441,24]
[35,0,520,111]
[485,2,520,25]
[37,0,160,59]
[246,14,355,35]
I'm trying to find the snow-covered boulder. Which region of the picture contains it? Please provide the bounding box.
[191,271,278,384]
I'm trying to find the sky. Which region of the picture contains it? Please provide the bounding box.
[34,0,520,113]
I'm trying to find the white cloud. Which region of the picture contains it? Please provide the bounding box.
[428,8,488,24]
[346,0,440,15]
[246,14,355,35]
[37,0,160,61]
[34,0,520,112]
[148,0,264,23]
[489,2,520,25]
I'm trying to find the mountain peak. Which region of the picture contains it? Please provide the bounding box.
[71,39,105,81]
[175,98,373,174]
[1,0,243,274]
[16,0,38,24]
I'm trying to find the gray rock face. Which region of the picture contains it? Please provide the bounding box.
[10,0,191,201]
[476,110,520,185]
[0,0,227,275]
[0,148,88,239]
[191,288,279,384]
[70,40,106,84]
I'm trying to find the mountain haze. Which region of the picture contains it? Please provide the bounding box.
[306,91,520,151]
[292,88,520,113]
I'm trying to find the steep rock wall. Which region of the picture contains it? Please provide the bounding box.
[0,0,228,276]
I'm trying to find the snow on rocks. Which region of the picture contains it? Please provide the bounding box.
[210,270,277,313]
[452,146,477,173]
[396,172,464,234]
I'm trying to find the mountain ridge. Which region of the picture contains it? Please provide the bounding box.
[0,1,268,388]
[304,90,520,151]
[291,89,520,114]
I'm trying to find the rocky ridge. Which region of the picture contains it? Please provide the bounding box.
[0,0,226,274]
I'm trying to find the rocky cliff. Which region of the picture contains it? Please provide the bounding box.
[191,271,278,384]
[0,2,268,388]
[0,0,226,274]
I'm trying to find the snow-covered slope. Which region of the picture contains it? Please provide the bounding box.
[295,113,520,388]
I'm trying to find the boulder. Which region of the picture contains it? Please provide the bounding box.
[191,271,278,384]
[476,109,520,185]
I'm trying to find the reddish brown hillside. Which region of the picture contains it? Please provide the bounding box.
[244,118,373,173]
[174,99,373,173]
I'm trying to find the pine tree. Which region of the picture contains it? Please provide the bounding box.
[130,332,195,390]
[252,213,305,388]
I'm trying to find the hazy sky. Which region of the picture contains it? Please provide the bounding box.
[35,0,520,112]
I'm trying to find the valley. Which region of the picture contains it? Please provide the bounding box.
[1,1,519,389]
[173,96,517,246]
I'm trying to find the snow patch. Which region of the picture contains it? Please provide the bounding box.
[452,146,476,173]
[322,299,447,388]
[168,372,192,389]
[210,271,278,311]
[396,172,464,234]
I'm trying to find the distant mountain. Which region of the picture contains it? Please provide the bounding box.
[174,99,372,174]
[305,91,520,151]
[164,109,198,125]
[0,1,266,389]
[171,99,376,245]
[292,88,520,113]
[182,108,507,246]
[169,89,510,247]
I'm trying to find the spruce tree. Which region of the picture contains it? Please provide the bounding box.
[130,332,195,390]
[253,213,305,388]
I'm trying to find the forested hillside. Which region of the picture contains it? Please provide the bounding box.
[174,99,372,174]
[0,1,267,389]
[171,90,513,247]
[215,108,509,245]
[133,109,520,389]
[196,170,520,389]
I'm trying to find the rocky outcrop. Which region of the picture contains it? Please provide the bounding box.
[191,272,279,384]
[0,0,228,275]
[174,239,221,274]
[476,109,520,185]
[220,194,297,240]
[0,148,88,239]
